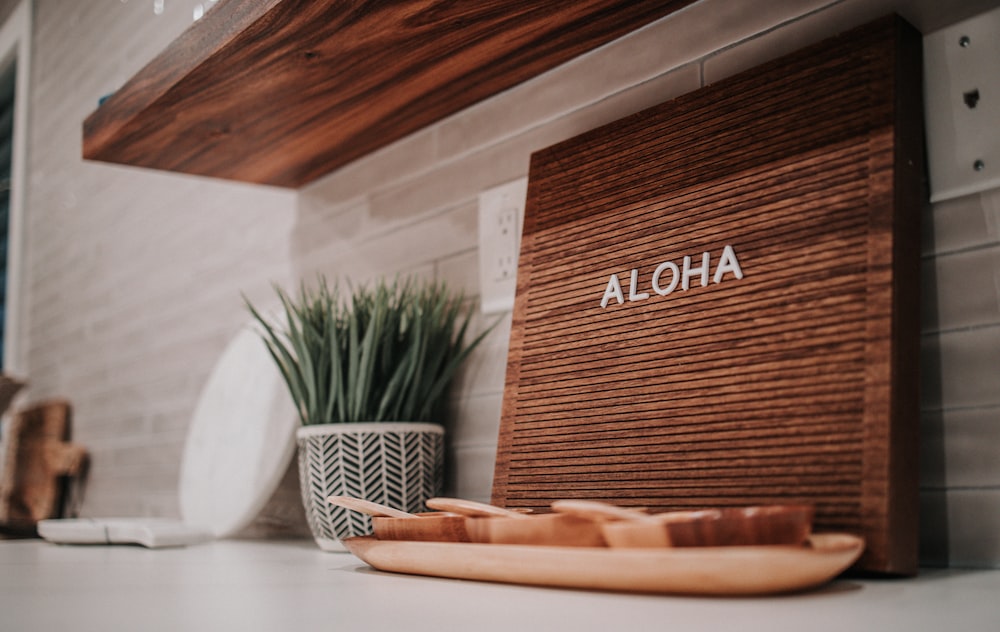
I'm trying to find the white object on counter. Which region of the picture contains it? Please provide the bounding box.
[38,323,298,547]
[178,323,298,537]
[37,517,211,548]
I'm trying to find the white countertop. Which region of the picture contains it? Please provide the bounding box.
[1,538,998,632]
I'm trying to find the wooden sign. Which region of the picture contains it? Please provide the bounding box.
[491,16,923,575]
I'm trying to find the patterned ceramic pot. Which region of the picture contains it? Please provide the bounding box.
[296,422,444,552]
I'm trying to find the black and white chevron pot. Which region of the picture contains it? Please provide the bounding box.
[296,422,444,551]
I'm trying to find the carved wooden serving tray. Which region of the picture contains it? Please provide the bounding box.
[343,533,864,596]
[491,16,923,574]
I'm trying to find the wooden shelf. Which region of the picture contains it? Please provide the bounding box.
[83,0,694,188]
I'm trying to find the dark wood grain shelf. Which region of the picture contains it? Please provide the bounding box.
[82,0,694,188]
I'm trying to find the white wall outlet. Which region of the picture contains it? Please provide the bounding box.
[478,178,528,313]
[924,7,1000,202]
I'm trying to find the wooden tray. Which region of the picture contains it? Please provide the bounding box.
[343,533,864,596]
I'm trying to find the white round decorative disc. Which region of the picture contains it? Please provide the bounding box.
[179,324,298,537]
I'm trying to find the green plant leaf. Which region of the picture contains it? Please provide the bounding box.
[245,275,496,426]
[244,295,309,424]
[278,284,319,423]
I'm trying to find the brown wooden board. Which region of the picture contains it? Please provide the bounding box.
[491,16,923,575]
[82,0,694,188]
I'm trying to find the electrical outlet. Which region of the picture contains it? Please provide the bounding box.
[478,178,528,313]
[924,7,1000,202]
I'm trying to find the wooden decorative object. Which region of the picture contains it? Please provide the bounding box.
[83,0,694,188]
[0,374,24,416]
[491,16,923,575]
[0,400,88,531]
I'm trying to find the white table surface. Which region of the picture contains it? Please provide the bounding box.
[1,538,998,632]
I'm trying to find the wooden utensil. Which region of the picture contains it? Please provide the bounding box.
[464,513,606,547]
[550,499,650,521]
[326,496,472,542]
[425,497,529,518]
[372,513,470,543]
[326,496,415,518]
[601,504,815,548]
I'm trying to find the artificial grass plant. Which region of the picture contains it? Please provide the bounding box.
[245,276,494,425]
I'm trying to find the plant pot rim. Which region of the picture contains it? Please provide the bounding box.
[296,422,444,438]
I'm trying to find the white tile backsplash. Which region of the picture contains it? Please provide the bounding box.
[922,245,1000,332]
[945,489,1000,568]
[922,407,1000,489]
[448,392,505,448]
[449,444,500,502]
[922,325,1000,410]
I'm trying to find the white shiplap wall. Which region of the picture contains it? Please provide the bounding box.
[10,0,1000,566]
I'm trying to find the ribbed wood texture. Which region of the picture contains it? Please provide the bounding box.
[82,0,694,188]
[492,16,923,574]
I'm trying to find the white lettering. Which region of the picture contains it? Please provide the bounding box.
[713,244,744,283]
[628,268,649,301]
[651,261,679,295]
[682,251,710,291]
[601,273,624,308]
[599,245,745,308]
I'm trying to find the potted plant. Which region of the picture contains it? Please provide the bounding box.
[245,276,493,551]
